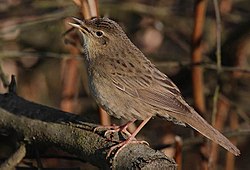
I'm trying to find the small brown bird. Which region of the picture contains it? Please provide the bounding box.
[69,17,240,156]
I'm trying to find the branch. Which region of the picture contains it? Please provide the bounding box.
[0,93,176,169]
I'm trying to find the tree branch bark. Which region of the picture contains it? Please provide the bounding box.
[0,93,176,169]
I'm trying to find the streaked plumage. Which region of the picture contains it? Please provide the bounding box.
[69,17,240,156]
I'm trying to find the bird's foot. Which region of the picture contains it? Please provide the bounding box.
[93,124,119,133]
[106,138,149,159]
[94,119,135,142]
[94,121,134,141]
[104,123,132,137]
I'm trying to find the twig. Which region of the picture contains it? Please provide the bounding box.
[1,50,249,74]
[211,1,223,167]
[155,61,250,74]
[60,56,80,113]
[76,0,111,126]
[0,60,9,88]
[0,50,74,60]
[0,6,76,35]
[191,0,208,169]
[99,2,171,18]
[211,0,222,125]
[152,127,249,155]
[60,2,83,113]
[202,63,250,73]
[35,148,44,169]
[183,128,249,149]
[191,0,207,114]
[213,0,222,72]
[210,97,230,168]
[0,143,26,170]
[8,75,16,94]
[174,136,183,170]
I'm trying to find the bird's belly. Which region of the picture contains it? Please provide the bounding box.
[88,77,154,120]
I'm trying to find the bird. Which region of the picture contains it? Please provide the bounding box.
[68,17,240,157]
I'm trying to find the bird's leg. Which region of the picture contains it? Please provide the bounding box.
[104,119,136,137]
[94,119,136,140]
[107,117,151,159]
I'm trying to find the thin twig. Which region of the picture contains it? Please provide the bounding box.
[210,1,223,166]
[183,128,250,149]
[213,0,222,72]
[0,7,76,35]
[155,61,250,74]
[156,128,249,152]
[77,0,111,126]
[211,0,222,127]
[174,136,183,170]
[0,60,9,87]
[212,86,220,125]
[191,1,208,169]
[1,50,250,74]
[0,144,26,170]
[210,97,230,168]
[191,0,207,115]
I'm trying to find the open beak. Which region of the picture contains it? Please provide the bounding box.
[68,17,91,36]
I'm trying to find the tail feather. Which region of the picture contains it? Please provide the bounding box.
[180,107,240,156]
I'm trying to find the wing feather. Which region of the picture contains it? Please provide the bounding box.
[109,57,240,156]
[110,60,185,115]
[137,88,190,115]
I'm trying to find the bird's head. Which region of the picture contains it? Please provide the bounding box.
[69,17,130,59]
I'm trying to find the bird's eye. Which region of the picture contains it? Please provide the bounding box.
[95,31,103,37]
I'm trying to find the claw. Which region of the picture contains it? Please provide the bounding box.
[93,124,132,142]
[93,125,119,133]
[106,118,151,159]
[103,128,132,138]
[93,120,137,141]
[106,140,149,159]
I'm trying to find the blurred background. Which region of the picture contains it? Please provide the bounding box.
[0,0,249,169]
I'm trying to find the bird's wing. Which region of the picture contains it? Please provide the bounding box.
[109,57,186,116]
[111,66,240,156]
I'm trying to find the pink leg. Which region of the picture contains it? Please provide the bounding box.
[127,117,151,140]
[116,119,136,132]
[107,117,151,158]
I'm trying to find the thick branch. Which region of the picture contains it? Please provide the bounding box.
[0,93,176,169]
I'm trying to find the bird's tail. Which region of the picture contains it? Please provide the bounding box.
[180,106,240,156]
